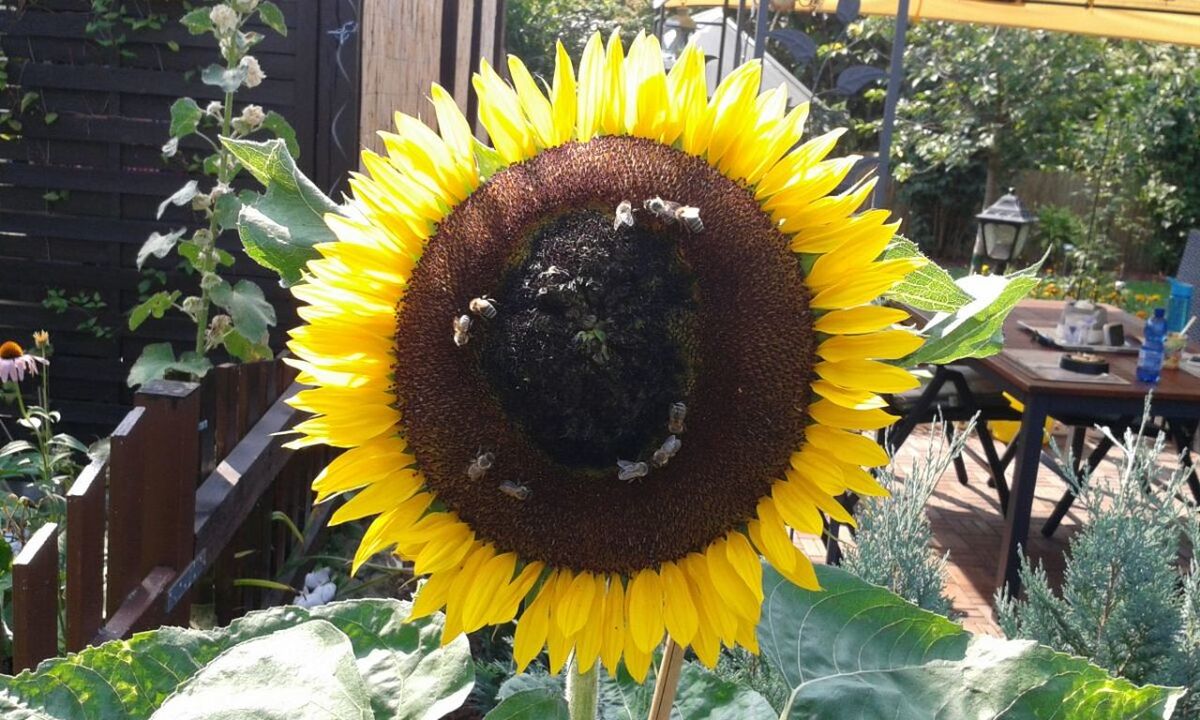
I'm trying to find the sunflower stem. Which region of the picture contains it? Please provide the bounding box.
[565,656,599,720]
[647,638,685,720]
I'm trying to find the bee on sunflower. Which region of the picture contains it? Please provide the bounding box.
[284,32,925,685]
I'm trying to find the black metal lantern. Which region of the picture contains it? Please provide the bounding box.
[969,188,1038,275]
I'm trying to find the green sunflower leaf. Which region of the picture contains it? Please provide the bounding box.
[758,564,1184,719]
[900,260,1042,367]
[881,238,973,313]
[148,621,372,720]
[485,689,570,720]
[0,599,474,720]
[221,136,342,286]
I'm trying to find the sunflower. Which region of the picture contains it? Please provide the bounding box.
[285,32,925,682]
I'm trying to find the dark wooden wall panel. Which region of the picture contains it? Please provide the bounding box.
[0,0,360,439]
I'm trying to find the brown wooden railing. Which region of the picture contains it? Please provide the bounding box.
[9,357,333,671]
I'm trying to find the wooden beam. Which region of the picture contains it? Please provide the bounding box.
[359,0,445,157]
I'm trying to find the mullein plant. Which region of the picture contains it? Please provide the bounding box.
[128,0,291,386]
[997,408,1200,717]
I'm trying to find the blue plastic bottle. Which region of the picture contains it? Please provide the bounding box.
[1136,308,1168,384]
[1167,277,1194,333]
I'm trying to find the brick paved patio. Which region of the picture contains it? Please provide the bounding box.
[801,422,1186,636]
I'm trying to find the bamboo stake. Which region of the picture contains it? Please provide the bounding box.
[647,638,685,720]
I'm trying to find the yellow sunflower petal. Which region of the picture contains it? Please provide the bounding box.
[507,54,556,148]
[572,575,607,672]
[809,398,898,430]
[815,358,919,393]
[492,561,545,624]
[312,436,415,502]
[328,469,424,525]
[600,30,626,135]
[413,521,476,575]
[811,380,888,410]
[555,569,597,637]
[771,478,825,536]
[813,305,910,335]
[664,43,707,147]
[705,537,761,622]
[659,561,699,646]
[626,568,665,653]
[407,566,459,621]
[513,583,552,672]
[430,84,474,163]
[474,60,537,164]
[600,575,627,676]
[810,258,925,309]
[463,551,517,632]
[756,128,847,199]
[550,41,577,145]
[576,32,605,141]
[805,424,890,468]
[818,330,924,362]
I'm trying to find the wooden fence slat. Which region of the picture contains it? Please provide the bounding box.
[105,406,147,618]
[94,567,175,645]
[134,380,201,626]
[13,523,60,672]
[66,459,107,652]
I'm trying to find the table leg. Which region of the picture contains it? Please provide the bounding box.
[995,394,1049,598]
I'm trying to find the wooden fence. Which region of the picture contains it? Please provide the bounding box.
[9,357,332,672]
[0,0,361,437]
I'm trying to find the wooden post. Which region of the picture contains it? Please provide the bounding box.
[13,523,60,672]
[66,459,107,652]
[647,639,685,720]
[107,380,200,630]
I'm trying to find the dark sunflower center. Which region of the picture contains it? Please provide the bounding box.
[392,136,816,574]
[476,209,697,469]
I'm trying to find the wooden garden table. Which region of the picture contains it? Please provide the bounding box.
[960,299,1200,597]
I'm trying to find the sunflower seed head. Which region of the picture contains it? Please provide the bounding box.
[614,200,635,230]
[499,479,531,500]
[617,459,650,482]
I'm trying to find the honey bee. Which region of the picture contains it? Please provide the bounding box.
[467,451,495,481]
[668,402,687,434]
[643,197,703,232]
[617,459,650,482]
[675,205,704,233]
[452,314,472,346]
[651,435,681,467]
[469,296,498,319]
[614,200,635,230]
[499,479,531,500]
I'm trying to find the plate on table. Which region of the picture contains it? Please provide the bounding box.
[1017,322,1141,355]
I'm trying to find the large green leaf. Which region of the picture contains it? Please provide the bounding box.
[0,598,473,720]
[900,261,1042,367]
[758,564,1184,719]
[670,664,777,720]
[209,278,275,345]
[882,238,974,312]
[221,137,341,286]
[168,98,203,139]
[127,342,212,387]
[148,620,372,720]
[485,689,570,719]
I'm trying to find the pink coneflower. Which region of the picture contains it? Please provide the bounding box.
[0,341,48,383]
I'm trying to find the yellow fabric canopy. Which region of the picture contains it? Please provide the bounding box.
[664,0,1200,46]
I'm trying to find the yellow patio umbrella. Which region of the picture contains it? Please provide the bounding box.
[665,0,1200,47]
